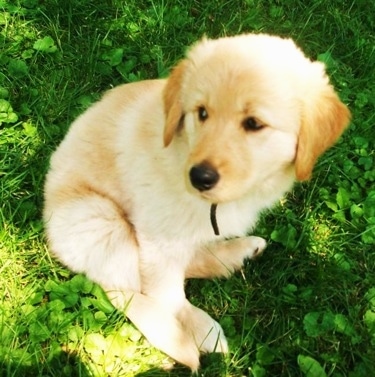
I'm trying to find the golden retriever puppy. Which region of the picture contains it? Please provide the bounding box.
[44,33,350,370]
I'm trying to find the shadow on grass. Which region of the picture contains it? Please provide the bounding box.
[135,368,191,377]
[135,353,226,377]
[0,353,225,377]
[0,351,92,377]
[1,348,229,377]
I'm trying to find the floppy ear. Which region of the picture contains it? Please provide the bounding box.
[295,85,350,181]
[163,60,187,147]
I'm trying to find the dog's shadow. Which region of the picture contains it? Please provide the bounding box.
[0,350,92,377]
[135,368,190,377]
[135,353,226,376]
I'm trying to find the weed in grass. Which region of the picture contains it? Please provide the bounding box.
[1,0,375,376]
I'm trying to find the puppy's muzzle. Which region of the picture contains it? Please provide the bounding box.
[189,163,220,191]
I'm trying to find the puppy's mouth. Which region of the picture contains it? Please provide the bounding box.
[188,163,222,236]
[188,161,241,203]
[187,161,238,203]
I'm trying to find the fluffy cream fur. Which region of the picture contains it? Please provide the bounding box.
[44,33,350,370]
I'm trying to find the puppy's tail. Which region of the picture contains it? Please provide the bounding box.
[106,290,200,371]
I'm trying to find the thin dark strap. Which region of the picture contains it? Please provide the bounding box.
[210,204,220,236]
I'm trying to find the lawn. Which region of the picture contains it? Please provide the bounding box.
[0,0,374,376]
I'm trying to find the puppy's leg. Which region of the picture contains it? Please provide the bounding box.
[107,290,200,371]
[45,194,200,370]
[134,251,201,369]
[185,236,267,279]
[44,193,141,291]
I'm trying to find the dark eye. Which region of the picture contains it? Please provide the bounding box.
[242,117,265,131]
[198,106,208,121]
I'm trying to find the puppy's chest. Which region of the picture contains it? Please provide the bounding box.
[133,196,256,243]
[115,141,258,241]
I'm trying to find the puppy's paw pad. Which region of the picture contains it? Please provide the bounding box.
[245,236,267,259]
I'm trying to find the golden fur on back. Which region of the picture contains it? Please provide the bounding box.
[44,33,350,370]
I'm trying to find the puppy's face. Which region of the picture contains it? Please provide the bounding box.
[180,66,299,203]
[164,35,350,203]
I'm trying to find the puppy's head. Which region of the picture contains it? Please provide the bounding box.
[163,34,350,203]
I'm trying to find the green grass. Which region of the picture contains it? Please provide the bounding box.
[1,0,374,376]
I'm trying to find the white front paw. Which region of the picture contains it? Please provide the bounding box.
[244,236,267,259]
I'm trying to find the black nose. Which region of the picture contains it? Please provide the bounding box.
[189,163,220,191]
